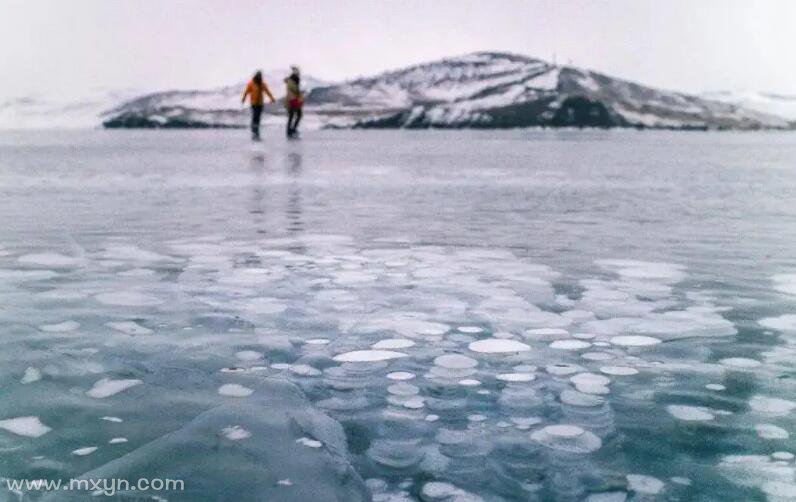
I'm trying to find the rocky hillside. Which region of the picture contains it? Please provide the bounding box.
[102,53,790,130]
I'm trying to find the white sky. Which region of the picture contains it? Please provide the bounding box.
[1,0,795,100]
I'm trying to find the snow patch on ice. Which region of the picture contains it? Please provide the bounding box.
[21,367,42,384]
[86,378,142,399]
[0,416,51,438]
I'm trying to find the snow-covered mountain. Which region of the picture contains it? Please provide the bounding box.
[701,91,796,123]
[0,88,141,129]
[306,52,788,129]
[53,53,796,130]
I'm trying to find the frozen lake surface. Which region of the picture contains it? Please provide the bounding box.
[1,129,795,501]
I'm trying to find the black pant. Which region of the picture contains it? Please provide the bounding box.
[251,105,263,137]
[287,107,302,136]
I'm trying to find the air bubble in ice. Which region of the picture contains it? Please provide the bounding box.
[289,364,321,377]
[581,352,614,361]
[39,320,80,333]
[106,321,153,336]
[305,338,330,345]
[626,474,665,495]
[222,426,251,440]
[755,423,789,439]
[610,336,662,347]
[666,405,715,422]
[550,340,591,350]
[546,363,584,376]
[333,350,408,362]
[18,253,83,268]
[434,354,478,369]
[531,424,602,453]
[95,291,163,307]
[218,384,254,397]
[387,371,415,381]
[759,314,796,332]
[468,338,530,353]
[599,366,638,376]
[372,338,415,349]
[296,437,323,448]
[749,396,796,416]
[235,350,263,361]
[560,389,604,407]
[719,357,761,369]
[497,373,535,382]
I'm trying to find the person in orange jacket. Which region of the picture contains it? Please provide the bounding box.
[241,70,276,140]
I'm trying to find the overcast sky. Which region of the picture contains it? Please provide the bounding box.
[2,0,794,100]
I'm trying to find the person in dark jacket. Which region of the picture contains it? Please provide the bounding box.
[284,66,304,138]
